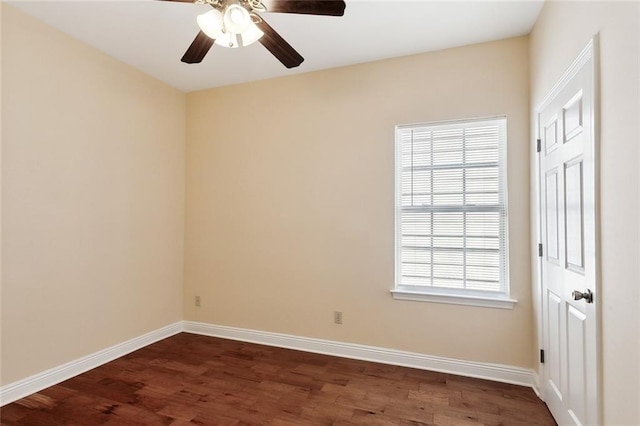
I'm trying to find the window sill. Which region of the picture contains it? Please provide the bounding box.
[390,290,517,310]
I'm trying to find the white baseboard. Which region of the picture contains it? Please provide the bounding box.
[531,370,542,398]
[183,321,535,388]
[1,320,536,407]
[0,322,183,406]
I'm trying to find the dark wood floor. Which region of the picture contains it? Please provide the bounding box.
[1,333,556,425]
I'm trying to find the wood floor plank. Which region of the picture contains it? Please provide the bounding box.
[0,333,556,425]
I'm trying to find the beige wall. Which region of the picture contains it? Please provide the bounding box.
[1,6,186,385]
[0,1,4,381]
[185,36,533,368]
[530,1,640,424]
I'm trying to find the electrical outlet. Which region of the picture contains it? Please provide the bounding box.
[195,296,201,307]
[334,311,343,324]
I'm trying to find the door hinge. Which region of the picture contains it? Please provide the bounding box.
[538,243,543,257]
[540,349,545,364]
[536,138,541,153]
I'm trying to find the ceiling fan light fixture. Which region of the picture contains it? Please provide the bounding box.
[197,4,263,48]
[210,23,262,48]
[213,31,235,48]
[178,0,345,66]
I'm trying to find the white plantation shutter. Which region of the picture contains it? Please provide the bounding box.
[395,117,509,299]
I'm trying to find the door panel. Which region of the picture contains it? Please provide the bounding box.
[563,91,584,142]
[567,305,587,423]
[565,158,584,272]
[547,291,563,399]
[538,39,598,426]
[545,116,559,153]
[546,170,560,261]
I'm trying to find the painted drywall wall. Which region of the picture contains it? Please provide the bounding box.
[0,1,4,381]
[1,6,186,385]
[185,36,533,368]
[530,1,640,424]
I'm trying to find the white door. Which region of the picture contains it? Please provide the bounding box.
[538,39,599,426]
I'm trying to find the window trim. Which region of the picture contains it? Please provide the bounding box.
[393,116,515,309]
[390,289,517,309]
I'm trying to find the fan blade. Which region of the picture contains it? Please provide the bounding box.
[262,0,345,16]
[256,18,304,68]
[181,31,215,64]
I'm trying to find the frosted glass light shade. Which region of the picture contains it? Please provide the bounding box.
[239,22,264,46]
[196,10,224,39]
[223,4,251,34]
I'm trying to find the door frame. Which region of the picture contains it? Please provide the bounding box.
[534,34,602,424]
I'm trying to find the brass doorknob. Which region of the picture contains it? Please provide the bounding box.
[572,289,593,303]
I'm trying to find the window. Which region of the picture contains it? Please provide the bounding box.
[393,117,515,309]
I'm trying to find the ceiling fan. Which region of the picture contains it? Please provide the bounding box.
[161,0,346,68]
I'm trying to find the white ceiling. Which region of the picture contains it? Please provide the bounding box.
[8,0,544,92]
